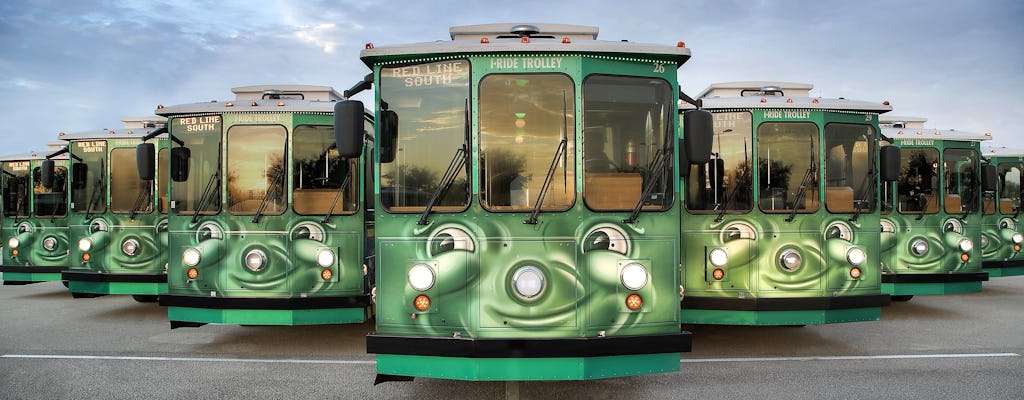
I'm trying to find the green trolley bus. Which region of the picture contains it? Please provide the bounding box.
[334,23,711,381]
[151,85,374,327]
[1,144,70,284]
[680,82,896,325]
[880,116,992,300]
[980,145,1024,277]
[57,117,170,301]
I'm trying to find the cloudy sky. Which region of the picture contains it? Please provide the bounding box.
[1,0,1021,153]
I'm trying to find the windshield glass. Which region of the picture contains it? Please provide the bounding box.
[3,161,31,217]
[687,111,752,213]
[823,123,875,213]
[479,73,575,211]
[582,75,670,211]
[379,60,470,212]
[34,164,67,217]
[158,148,169,213]
[111,147,151,214]
[71,140,107,214]
[943,148,979,214]
[293,125,358,215]
[993,162,1022,214]
[226,125,286,215]
[757,122,819,213]
[169,115,222,215]
[897,148,940,214]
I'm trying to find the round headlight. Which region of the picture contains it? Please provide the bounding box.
[41,236,57,251]
[958,238,974,253]
[980,235,989,248]
[316,248,336,267]
[512,266,544,299]
[408,263,435,291]
[779,249,802,271]
[910,239,929,256]
[620,262,648,291]
[708,248,728,267]
[244,249,267,272]
[121,239,140,256]
[182,247,201,267]
[1013,233,1024,244]
[846,247,866,266]
[78,238,92,252]
[7,237,20,249]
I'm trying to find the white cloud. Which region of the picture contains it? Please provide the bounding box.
[292,23,339,54]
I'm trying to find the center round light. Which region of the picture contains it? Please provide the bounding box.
[182,247,201,267]
[121,239,140,256]
[512,266,545,298]
[980,235,989,248]
[846,247,866,266]
[779,249,802,271]
[77,238,92,252]
[910,239,929,256]
[316,248,336,267]
[708,248,728,267]
[407,263,435,291]
[244,249,268,272]
[620,262,648,291]
[42,236,57,251]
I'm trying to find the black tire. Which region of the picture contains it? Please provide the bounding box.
[132,295,159,303]
[891,295,914,302]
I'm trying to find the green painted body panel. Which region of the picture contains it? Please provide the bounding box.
[166,306,368,325]
[1,272,62,282]
[65,139,169,295]
[979,152,1024,277]
[375,353,679,381]
[681,307,881,325]
[681,110,884,325]
[164,113,369,325]
[1,158,71,283]
[67,281,166,295]
[881,138,986,295]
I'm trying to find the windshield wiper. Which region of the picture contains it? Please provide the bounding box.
[252,168,285,224]
[128,182,152,221]
[914,194,927,221]
[84,159,106,220]
[714,141,750,223]
[419,100,470,226]
[525,93,569,225]
[849,167,876,222]
[960,189,976,221]
[191,143,222,224]
[322,173,353,224]
[786,139,816,223]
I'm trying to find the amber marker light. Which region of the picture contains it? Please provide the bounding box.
[850,267,862,279]
[321,269,333,281]
[1015,244,1021,252]
[82,253,90,261]
[11,249,18,257]
[413,295,431,311]
[480,37,489,44]
[365,43,374,49]
[712,268,725,280]
[562,37,570,44]
[625,294,643,310]
[677,41,686,47]
[961,253,970,262]
[186,268,198,280]
[521,36,530,43]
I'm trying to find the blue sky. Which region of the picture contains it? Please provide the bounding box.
[1,0,1021,152]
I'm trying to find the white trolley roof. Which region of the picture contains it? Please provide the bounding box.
[157,84,340,115]
[684,81,892,113]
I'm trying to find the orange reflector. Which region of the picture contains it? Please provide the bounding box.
[712,268,724,280]
[82,253,90,261]
[320,268,332,281]
[850,267,862,279]
[625,293,643,310]
[1014,244,1020,252]
[413,295,431,311]
[186,268,198,280]
[11,249,18,256]
[961,253,969,262]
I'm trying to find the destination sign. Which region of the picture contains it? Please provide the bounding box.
[8,161,29,171]
[763,110,811,119]
[387,60,468,87]
[896,139,935,146]
[75,140,106,153]
[233,114,285,124]
[488,57,564,70]
[175,115,222,134]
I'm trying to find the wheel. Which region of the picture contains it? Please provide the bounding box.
[891,295,914,302]
[132,295,159,303]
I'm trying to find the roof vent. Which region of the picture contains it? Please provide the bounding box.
[262,89,283,99]
[510,24,540,37]
[892,121,906,128]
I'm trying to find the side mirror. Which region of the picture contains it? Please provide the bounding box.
[981,163,998,192]
[170,147,190,182]
[678,138,690,177]
[334,100,365,159]
[683,110,713,165]
[137,143,156,181]
[71,163,88,189]
[40,159,55,189]
[879,145,900,182]
[378,110,398,163]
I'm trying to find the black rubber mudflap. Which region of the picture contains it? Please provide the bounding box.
[374,374,415,385]
[169,320,207,329]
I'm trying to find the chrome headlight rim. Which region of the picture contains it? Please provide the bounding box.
[620,262,649,291]
[243,249,268,272]
[910,238,929,256]
[41,236,57,251]
[846,247,866,266]
[121,238,140,256]
[316,248,336,267]
[512,265,545,299]
[182,247,202,267]
[77,238,92,252]
[708,248,728,267]
[778,248,803,272]
[407,263,435,292]
[980,235,990,248]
